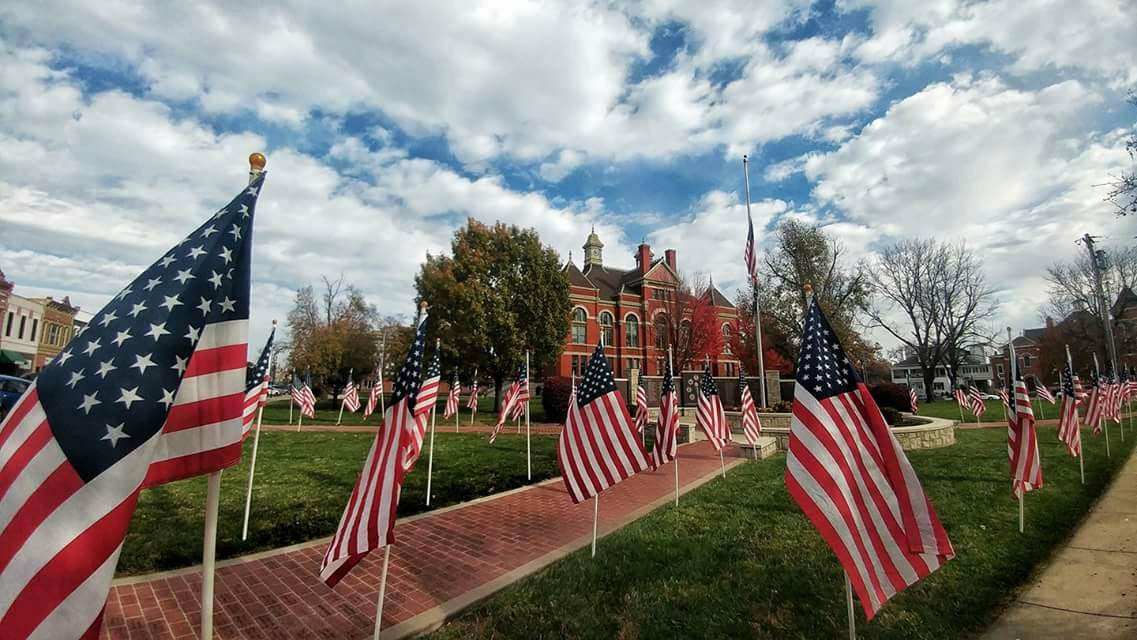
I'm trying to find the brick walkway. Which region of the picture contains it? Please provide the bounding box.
[101,440,743,639]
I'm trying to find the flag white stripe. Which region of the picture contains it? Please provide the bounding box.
[194,319,247,350]
[171,369,245,406]
[151,417,243,463]
[27,543,123,640]
[0,399,46,465]
[0,443,66,534]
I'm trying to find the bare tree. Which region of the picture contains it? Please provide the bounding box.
[1107,93,1137,216]
[761,220,871,362]
[1044,246,1137,323]
[867,240,997,400]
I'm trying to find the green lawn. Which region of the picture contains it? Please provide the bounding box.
[427,427,1134,639]
[260,394,550,427]
[919,398,1015,423]
[118,430,558,576]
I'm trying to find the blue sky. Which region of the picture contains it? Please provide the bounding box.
[1,1,1135,353]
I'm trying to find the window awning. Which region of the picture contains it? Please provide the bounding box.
[0,349,30,365]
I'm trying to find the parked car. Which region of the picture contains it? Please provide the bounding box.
[0,374,32,421]
[268,384,290,397]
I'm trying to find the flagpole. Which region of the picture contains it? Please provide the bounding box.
[203,152,264,637]
[289,380,294,425]
[525,350,532,481]
[743,155,767,408]
[456,371,461,433]
[591,494,599,558]
[373,546,391,640]
[337,368,352,426]
[669,345,679,507]
[1008,327,1026,534]
[426,404,437,506]
[470,368,478,426]
[844,571,856,640]
[242,403,264,540]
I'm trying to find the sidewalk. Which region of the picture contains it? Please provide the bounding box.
[101,441,743,639]
[982,447,1137,640]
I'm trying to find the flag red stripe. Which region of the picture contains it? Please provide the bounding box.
[0,461,83,574]
[162,392,245,433]
[0,420,51,501]
[1,489,138,638]
[142,442,242,487]
[184,344,246,377]
[0,389,39,451]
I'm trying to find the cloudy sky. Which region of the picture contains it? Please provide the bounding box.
[1,0,1135,353]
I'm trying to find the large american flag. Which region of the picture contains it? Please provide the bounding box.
[785,300,954,620]
[320,314,428,587]
[1057,364,1082,457]
[696,364,730,451]
[744,207,759,282]
[738,371,761,446]
[556,343,650,503]
[341,374,361,413]
[242,325,275,439]
[650,357,680,469]
[443,373,460,419]
[0,174,262,638]
[633,383,648,434]
[1006,364,1043,497]
[403,342,440,472]
[490,363,528,444]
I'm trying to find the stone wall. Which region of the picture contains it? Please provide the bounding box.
[759,415,956,452]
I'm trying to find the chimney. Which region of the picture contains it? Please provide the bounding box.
[664,249,676,272]
[637,243,652,275]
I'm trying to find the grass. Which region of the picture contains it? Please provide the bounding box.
[427,426,1134,639]
[118,429,558,576]
[918,398,1044,423]
[259,394,551,427]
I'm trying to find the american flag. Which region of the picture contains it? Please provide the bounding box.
[1057,364,1082,457]
[341,374,361,414]
[1106,369,1124,423]
[967,385,986,416]
[908,387,919,414]
[443,373,460,419]
[1128,366,1137,397]
[555,343,649,503]
[997,387,1010,411]
[744,206,758,282]
[1006,349,1043,498]
[466,374,479,410]
[403,341,440,472]
[1083,367,1105,433]
[953,387,969,413]
[650,357,680,469]
[696,364,730,451]
[242,325,275,439]
[738,371,761,446]
[510,360,530,421]
[320,314,429,587]
[291,378,315,418]
[0,174,262,637]
[1036,381,1055,404]
[363,369,382,419]
[490,363,528,444]
[633,383,648,434]
[785,300,954,620]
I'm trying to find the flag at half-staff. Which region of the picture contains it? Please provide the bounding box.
[444,373,460,419]
[739,370,761,448]
[320,311,429,587]
[556,343,650,504]
[633,382,648,434]
[490,362,528,444]
[242,324,275,439]
[696,363,730,451]
[0,170,263,638]
[785,298,954,620]
[403,337,440,472]
[650,354,680,470]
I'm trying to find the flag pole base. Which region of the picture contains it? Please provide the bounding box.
[373,546,391,640]
[201,471,222,639]
[591,496,599,558]
[844,571,856,640]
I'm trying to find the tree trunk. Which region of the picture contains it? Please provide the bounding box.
[922,368,937,403]
[493,373,504,413]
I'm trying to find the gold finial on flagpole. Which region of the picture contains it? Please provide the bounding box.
[272,319,277,327]
[803,282,813,296]
[249,152,267,173]
[420,300,429,313]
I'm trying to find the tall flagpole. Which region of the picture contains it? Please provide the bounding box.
[242,319,276,541]
[470,367,478,426]
[742,155,768,408]
[288,370,294,424]
[845,571,857,640]
[1008,328,1024,534]
[525,349,532,481]
[203,152,265,638]
[373,546,391,640]
[591,493,599,558]
[456,370,461,432]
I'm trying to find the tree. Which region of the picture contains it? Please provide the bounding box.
[1107,93,1137,216]
[286,277,381,396]
[729,287,794,375]
[415,219,569,411]
[760,220,872,363]
[867,239,998,400]
[1044,246,1137,324]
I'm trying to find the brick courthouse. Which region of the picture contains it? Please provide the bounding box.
[551,229,750,404]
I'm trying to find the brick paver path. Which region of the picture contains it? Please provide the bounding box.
[101,440,742,639]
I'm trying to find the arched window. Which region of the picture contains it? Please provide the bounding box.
[572,308,587,344]
[722,323,732,354]
[599,311,614,347]
[654,314,668,349]
[625,314,639,347]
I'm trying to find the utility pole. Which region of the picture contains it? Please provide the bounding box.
[1081,233,1120,376]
